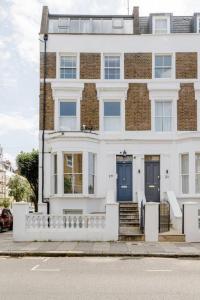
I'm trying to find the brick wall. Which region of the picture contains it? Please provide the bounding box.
[40,52,56,79]
[124,53,152,79]
[81,83,99,130]
[176,52,197,79]
[177,83,197,131]
[80,53,101,79]
[125,83,151,130]
[40,83,54,130]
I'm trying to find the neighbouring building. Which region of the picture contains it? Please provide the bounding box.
[37,6,200,240]
[0,146,15,199]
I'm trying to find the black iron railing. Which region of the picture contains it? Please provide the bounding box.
[159,201,170,233]
[140,201,145,234]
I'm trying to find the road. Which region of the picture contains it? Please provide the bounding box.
[0,256,200,300]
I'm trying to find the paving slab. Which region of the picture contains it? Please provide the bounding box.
[1,232,200,257]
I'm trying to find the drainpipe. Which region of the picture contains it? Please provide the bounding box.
[41,33,50,214]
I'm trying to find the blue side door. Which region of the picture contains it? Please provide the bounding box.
[117,162,132,202]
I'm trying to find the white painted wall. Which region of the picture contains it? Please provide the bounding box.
[145,202,159,242]
[183,202,200,242]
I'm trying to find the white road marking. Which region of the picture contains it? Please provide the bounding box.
[43,257,50,262]
[31,264,40,271]
[146,269,172,272]
[32,268,60,272]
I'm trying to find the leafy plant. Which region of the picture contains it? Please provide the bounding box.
[8,175,32,202]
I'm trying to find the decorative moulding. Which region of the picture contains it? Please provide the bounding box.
[51,81,84,100]
[148,82,180,101]
[96,82,129,101]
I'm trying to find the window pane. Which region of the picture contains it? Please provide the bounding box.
[74,174,82,193]
[196,174,200,193]
[92,19,102,33]
[155,102,163,117]
[155,19,167,30]
[80,19,90,33]
[163,102,172,117]
[60,68,76,79]
[60,117,77,131]
[181,154,189,174]
[74,154,82,173]
[64,175,73,193]
[89,175,95,194]
[163,117,172,131]
[155,117,162,131]
[54,154,57,173]
[164,55,172,67]
[54,175,57,194]
[104,117,121,131]
[64,154,73,173]
[88,153,95,174]
[60,56,76,68]
[182,175,189,194]
[69,19,80,33]
[155,56,163,67]
[195,154,200,173]
[104,102,120,116]
[60,102,76,116]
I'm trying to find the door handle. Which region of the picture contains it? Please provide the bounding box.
[149,185,155,188]
[121,185,128,189]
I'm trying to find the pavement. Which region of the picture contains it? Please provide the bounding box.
[1,232,200,257]
[1,256,200,299]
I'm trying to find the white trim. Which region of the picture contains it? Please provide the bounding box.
[197,16,200,33]
[152,15,171,35]
[57,53,80,80]
[153,53,175,80]
[101,53,123,80]
[194,82,200,131]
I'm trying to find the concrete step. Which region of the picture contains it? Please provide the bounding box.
[119,215,139,220]
[119,234,145,242]
[119,203,138,208]
[159,234,185,242]
[119,208,138,213]
[119,224,140,228]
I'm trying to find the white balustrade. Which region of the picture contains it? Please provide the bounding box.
[26,214,106,230]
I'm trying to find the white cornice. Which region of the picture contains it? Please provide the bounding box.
[148,82,180,101]
[51,81,84,100]
[96,82,129,101]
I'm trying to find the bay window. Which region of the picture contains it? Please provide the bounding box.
[104,101,121,131]
[59,101,77,131]
[60,55,77,79]
[155,101,172,132]
[181,154,189,194]
[104,55,120,79]
[155,55,172,79]
[64,154,82,194]
[88,153,96,194]
[195,153,200,193]
[53,154,57,194]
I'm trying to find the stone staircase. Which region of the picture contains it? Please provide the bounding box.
[119,203,144,241]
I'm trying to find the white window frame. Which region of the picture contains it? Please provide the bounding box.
[153,53,175,80]
[197,16,200,33]
[154,100,173,132]
[101,99,123,132]
[63,152,83,195]
[152,98,177,132]
[58,99,80,131]
[152,16,170,34]
[88,153,96,195]
[52,153,58,195]
[58,53,80,80]
[180,153,189,195]
[102,53,124,80]
[195,153,200,194]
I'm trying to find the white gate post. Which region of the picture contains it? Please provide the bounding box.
[105,203,119,241]
[13,202,29,241]
[183,202,200,242]
[145,202,159,242]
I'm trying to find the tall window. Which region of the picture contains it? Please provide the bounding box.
[181,154,189,194]
[104,55,120,79]
[53,154,57,194]
[195,153,200,193]
[88,153,96,194]
[104,101,121,131]
[60,56,77,79]
[154,18,169,34]
[155,101,172,132]
[63,154,82,194]
[155,55,172,78]
[59,101,77,131]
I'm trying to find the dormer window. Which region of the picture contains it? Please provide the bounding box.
[153,16,170,34]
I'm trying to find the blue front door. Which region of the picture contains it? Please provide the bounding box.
[117,162,132,202]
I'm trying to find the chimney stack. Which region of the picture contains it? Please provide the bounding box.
[133,6,140,35]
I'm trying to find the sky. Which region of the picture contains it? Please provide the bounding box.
[0,0,200,167]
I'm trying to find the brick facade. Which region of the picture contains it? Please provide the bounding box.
[176,52,197,79]
[80,53,101,79]
[40,52,56,79]
[125,83,151,130]
[81,83,99,130]
[40,83,54,130]
[178,83,197,131]
[124,53,152,79]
